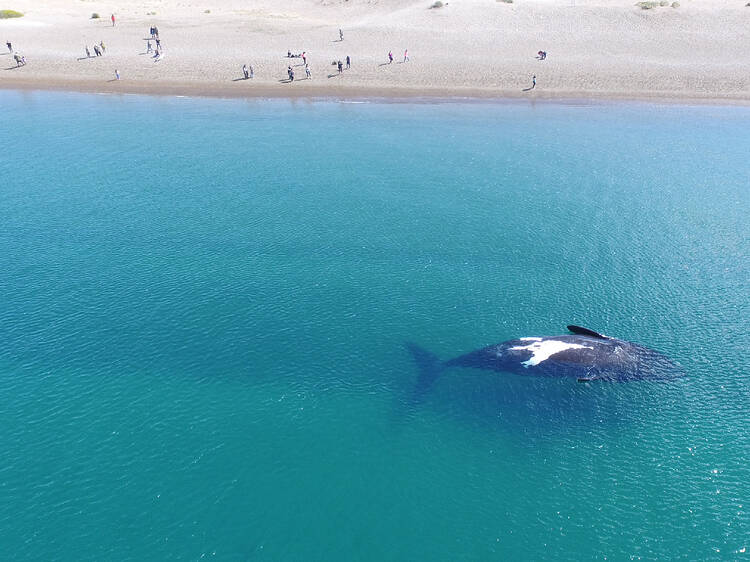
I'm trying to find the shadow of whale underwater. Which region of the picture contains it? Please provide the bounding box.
[408,325,682,396]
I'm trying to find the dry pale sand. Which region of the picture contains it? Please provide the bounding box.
[1,0,749,102]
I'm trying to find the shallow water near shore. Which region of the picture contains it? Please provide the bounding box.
[1,91,748,560]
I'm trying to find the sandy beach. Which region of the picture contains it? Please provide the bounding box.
[1,0,749,102]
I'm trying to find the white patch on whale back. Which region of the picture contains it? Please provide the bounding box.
[519,337,543,342]
[510,339,593,367]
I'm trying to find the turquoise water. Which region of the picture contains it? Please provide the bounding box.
[1,91,748,560]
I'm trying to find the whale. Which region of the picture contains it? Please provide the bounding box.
[407,325,681,396]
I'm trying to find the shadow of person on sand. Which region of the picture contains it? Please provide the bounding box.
[231,77,249,82]
[76,56,92,61]
[4,66,21,70]
[278,78,293,83]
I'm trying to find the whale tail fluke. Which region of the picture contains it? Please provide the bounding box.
[405,342,445,403]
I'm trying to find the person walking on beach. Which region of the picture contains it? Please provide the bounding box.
[93,45,102,56]
[243,64,249,79]
[302,52,306,65]
[388,51,393,64]
[337,60,343,74]
[111,14,115,26]
[339,29,344,41]
[115,69,120,80]
[531,75,536,89]
[155,38,161,50]
[346,55,350,69]
[249,65,254,79]
[403,49,409,62]
[305,64,311,79]
[6,41,11,53]
[147,40,152,53]
[85,45,91,58]
[100,40,106,53]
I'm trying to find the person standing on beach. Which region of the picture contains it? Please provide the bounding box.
[302,52,306,65]
[339,29,343,41]
[85,46,90,58]
[155,38,161,50]
[388,51,393,64]
[147,40,152,53]
[243,64,248,79]
[111,14,115,26]
[305,64,311,79]
[6,41,11,53]
[115,69,120,80]
[337,60,343,74]
[531,75,536,89]
[100,40,106,53]
[346,55,350,69]
[404,49,409,62]
[249,65,254,79]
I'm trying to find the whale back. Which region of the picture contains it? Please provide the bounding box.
[444,333,680,381]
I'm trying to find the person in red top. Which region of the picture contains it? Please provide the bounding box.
[111,14,115,26]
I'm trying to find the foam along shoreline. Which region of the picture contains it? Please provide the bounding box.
[1,0,748,104]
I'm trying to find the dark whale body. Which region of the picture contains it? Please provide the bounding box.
[408,325,681,395]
